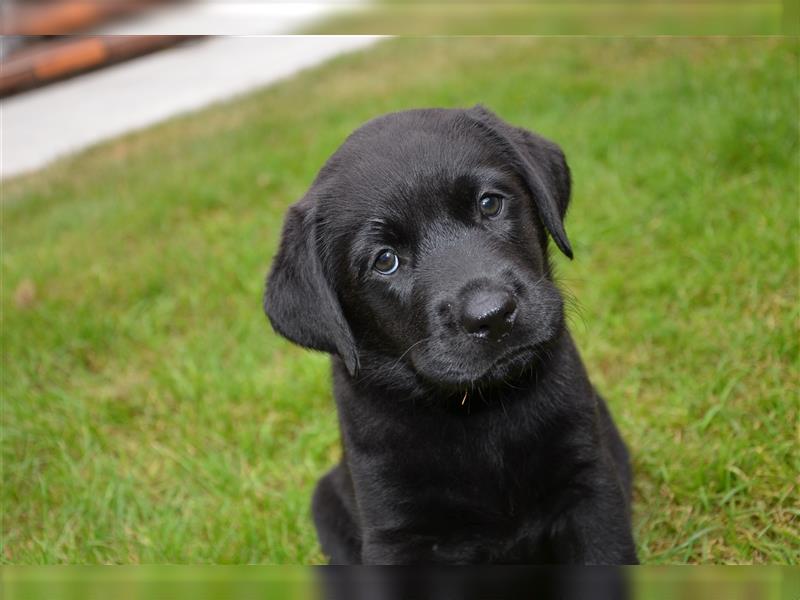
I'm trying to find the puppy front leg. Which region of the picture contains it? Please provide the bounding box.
[361,541,411,565]
[549,486,638,565]
[361,530,455,565]
[361,536,434,565]
[312,465,362,565]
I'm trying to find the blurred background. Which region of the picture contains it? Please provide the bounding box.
[0,0,789,95]
[0,0,788,177]
[1,0,797,572]
[1,0,380,177]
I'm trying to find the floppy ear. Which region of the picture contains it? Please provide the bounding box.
[264,194,359,375]
[468,105,573,259]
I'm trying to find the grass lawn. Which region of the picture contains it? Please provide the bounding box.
[2,37,798,564]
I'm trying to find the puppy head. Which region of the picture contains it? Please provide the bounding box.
[265,106,572,393]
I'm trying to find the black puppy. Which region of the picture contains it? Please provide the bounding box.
[264,106,638,565]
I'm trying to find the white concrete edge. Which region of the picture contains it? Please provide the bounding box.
[1,35,387,180]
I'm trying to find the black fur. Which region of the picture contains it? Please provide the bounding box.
[264,106,638,565]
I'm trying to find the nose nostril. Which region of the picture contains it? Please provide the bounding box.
[460,289,517,340]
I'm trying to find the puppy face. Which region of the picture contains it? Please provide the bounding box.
[265,106,573,395]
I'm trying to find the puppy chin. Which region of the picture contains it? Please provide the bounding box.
[409,310,566,391]
[410,341,548,391]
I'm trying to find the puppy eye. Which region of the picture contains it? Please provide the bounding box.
[479,194,503,218]
[373,249,399,275]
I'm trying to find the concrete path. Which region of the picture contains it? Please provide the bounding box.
[1,33,382,179]
[95,1,360,35]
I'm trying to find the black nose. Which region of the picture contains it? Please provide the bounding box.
[460,289,517,341]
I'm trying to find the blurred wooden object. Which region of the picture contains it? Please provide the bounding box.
[0,1,197,97]
[1,35,198,98]
[0,1,164,35]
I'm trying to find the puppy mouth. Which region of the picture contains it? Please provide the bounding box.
[413,342,542,389]
[467,343,541,383]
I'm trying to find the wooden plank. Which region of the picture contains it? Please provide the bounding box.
[0,35,198,98]
[0,1,162,35]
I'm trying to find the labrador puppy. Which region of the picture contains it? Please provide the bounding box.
[264,106,638,565]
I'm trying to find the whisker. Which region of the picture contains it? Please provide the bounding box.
[396,337,430,364]
[354,336,431,386]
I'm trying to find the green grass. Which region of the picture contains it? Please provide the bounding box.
[307,2,783,35]
[2,37,798,564]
